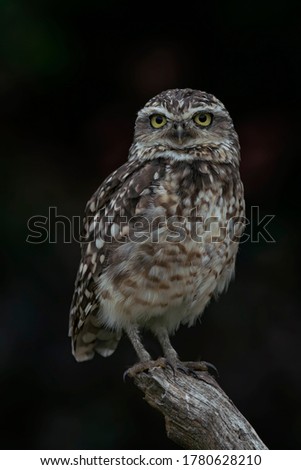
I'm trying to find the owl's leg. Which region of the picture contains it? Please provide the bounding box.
[154,327,178,363]
[124,325,171,378]
[124,324,151,362]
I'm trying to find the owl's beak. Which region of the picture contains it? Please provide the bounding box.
[172,122,187,145]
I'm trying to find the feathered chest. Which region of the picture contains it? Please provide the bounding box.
[128,159,244,244]
[77,157,245,332]
[80,157,244,294]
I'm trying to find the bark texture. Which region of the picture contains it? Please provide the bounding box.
[131,366,268,450]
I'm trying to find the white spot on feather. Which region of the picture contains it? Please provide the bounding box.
[110,223,120,238]
[96,238,104,249]
[89,200,96,212]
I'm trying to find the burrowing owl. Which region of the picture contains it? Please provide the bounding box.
[69,88,245,372]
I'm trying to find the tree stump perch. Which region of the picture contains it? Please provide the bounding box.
[131,365,268,450]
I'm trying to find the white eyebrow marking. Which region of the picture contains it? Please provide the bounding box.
[138,106,173,119]
[138,104,227,122]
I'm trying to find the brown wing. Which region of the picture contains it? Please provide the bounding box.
[69,157,165,361]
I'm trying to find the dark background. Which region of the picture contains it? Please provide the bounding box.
[1,0,300,450]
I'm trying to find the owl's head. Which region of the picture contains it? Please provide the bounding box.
[131,88,240,164]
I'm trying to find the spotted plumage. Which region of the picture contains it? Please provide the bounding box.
[69,88,245,367]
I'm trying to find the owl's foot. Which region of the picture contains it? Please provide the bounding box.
[124,358,218,380]
[164,360,203,379]
[160,359,218,379]
[182,360,219,378]
[152,327,217,378]
[123,357,168,380]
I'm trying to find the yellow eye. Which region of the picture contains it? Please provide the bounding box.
[193,112,212,127]
[150,114,167,128]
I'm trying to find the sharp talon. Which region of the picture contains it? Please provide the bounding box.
[202,361,219,378]
[160,359,202,378]
[188,368,200,379]
[123,369,131,382]
[164,359,176,377]
[182,360,219,378]
[177,365,199,378]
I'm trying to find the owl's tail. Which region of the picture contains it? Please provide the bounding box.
[72,320,122,362]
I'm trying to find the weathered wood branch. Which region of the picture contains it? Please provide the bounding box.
[131,366,268,450]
